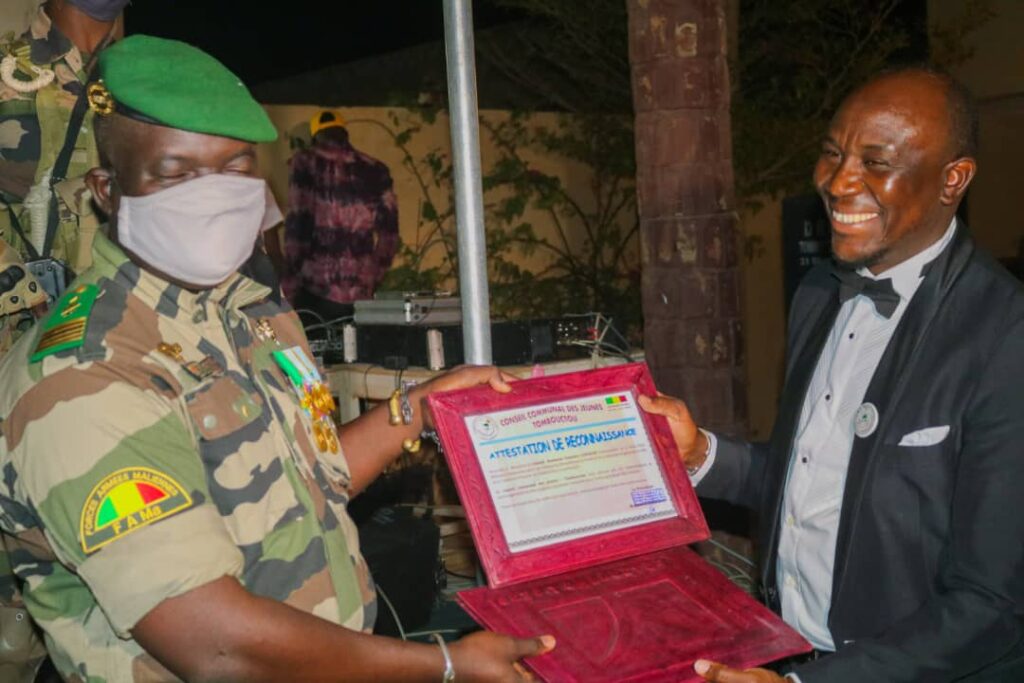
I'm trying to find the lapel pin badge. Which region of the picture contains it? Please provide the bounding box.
[854,402,879,438]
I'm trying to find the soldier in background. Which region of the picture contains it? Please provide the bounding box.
[0,35,552,682]
[0,2,125,680]
[0,0,126,355]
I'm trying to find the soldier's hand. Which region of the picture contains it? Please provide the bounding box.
[694,659,787,683]
[637,392,708,471]
[448,631,555,682]
[417,365,515,428]
[426,364,515,395]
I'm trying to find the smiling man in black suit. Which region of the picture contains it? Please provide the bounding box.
[642,66,1024,682]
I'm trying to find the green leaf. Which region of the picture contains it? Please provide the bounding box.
[422,201,438,221]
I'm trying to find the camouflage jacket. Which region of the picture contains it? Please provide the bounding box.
[0,6,103,354]
[0,233,377,682]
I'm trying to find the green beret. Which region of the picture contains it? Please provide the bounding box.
[94,35,278,143]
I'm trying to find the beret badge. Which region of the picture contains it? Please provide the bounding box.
[87,81,115,116]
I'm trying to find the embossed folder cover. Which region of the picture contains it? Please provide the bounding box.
[428,363,810,682]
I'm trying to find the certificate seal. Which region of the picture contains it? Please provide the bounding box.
[854,402,879,438]
[473,415,498,439]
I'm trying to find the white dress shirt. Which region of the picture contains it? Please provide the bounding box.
[693,219,957,652]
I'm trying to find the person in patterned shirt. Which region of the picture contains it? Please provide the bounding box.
[281,110,399,322]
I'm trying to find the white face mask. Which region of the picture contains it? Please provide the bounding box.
[116,174,267,287]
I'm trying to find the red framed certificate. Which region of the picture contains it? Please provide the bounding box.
[457,546,812,683]
[428,363,811,681]
[429,362,708,587]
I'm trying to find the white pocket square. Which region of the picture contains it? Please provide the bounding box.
[898,425,950,447]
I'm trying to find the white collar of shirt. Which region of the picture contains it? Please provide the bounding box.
[856,217,958,302]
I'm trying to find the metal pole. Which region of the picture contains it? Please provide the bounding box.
[443,0,492,365]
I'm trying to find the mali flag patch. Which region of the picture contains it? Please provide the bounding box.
[79,467,194,554]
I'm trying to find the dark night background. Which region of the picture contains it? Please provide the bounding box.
[123,1,526,87]
[122,1,929,110]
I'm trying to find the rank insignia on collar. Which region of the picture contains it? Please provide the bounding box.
[156,342,184,362]
[253,318,277,342]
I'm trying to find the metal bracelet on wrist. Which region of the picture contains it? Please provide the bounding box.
[399,384,414,425]
[432,633,455,683]
[387,383,416,427]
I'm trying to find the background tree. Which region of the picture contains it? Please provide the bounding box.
[733,0,994,205]
[377,0,994,343]
[478,0,993,209]
[369,107,642,335]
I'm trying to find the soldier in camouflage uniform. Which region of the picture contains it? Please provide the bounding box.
[0,0,123,356]
[0,35,552,682]
[1,2,125,679]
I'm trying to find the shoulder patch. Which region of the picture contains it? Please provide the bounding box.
[30,284,98,362]
[79,467,194,555]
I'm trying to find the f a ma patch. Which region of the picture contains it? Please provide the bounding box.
[79,467,194,554]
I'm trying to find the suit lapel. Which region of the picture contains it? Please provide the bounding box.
[830,223,974,599]
[760,284,841,590]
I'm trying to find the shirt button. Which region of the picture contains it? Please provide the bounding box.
[203,414,218,429]
[785,575,796,588]
[786,514,795,527]
[825,393,832,401]
[849,332,855,339]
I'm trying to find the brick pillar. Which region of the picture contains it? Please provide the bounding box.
[627,0,746,434]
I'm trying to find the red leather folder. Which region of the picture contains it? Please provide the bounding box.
[428,363,810,681]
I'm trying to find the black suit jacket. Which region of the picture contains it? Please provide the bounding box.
[698,224,1024,681]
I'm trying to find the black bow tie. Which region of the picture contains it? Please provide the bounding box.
[831,267,900,318]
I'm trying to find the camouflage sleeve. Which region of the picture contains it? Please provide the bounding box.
[4,364,243,636]
[0,538,47,679]
[0,64,41,204]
